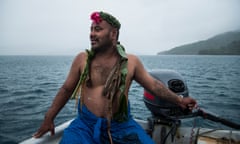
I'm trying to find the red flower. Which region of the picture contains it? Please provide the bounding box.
[90,12,102,24]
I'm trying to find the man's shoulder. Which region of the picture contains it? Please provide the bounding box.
[126,54,143,71]
[71,51,87,67]
[127,53,140,62]
[126,53,136,58]
[75,51,87,60]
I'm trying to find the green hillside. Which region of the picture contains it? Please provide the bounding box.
[158,31,240,55]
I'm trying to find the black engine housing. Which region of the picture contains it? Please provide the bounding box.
[143,69,189,118]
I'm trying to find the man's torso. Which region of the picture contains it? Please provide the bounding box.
[80,53,135,118]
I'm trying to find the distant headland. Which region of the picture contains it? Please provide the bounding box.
[158,31,240,55]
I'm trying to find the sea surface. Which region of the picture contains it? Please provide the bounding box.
[0,55,240,143]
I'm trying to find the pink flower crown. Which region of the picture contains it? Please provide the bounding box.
[91,12,102,24]
[90,11,121,29]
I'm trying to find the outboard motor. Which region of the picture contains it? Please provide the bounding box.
[144,69,189,119]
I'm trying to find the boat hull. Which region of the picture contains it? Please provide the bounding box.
[20,119,240,144]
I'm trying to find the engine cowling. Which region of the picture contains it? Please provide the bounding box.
[143,69,189,118]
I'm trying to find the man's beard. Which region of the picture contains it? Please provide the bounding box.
[91,40,113,53]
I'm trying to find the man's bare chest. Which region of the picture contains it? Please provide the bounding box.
[90,61,116,86]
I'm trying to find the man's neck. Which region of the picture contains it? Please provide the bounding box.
[94,45,118,59]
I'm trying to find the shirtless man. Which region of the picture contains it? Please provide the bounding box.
[34,11,197,144]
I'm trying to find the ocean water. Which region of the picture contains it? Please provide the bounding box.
[0,55,240,143]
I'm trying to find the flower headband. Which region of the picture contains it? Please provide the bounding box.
[90,11,121,29]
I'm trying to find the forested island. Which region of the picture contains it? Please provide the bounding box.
[158,31,240,55]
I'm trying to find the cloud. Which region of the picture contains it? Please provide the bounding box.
[1,0,240,55]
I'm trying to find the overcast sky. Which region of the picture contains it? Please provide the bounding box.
[1,0,240,55]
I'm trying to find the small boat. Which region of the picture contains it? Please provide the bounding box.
[20,117,240,144]
[20,69,240,144]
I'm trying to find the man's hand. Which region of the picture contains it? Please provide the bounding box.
[179,97,197,110]
[33,119,55,138]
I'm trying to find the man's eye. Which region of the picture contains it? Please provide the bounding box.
[95,26,102,31]
[90,26,102,32]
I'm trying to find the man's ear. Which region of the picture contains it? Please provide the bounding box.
[111,28,118,40]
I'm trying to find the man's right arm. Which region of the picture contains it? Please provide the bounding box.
[33,53,85,138]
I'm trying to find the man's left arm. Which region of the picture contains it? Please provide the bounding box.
[132,56,197,109]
